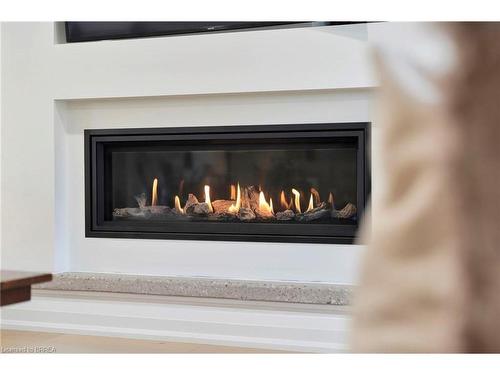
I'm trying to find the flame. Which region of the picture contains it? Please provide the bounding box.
[328,192,335,208]
[306,194,314,212]
[291,188,301,214]
[306,187,320,212]
[230,184,236,200]
[204,185,213,213]
[258,191,274,215]
[228,183,241,214]
[280,191,291,210]
[151,178,158,206]
[148,180,325,217]
[174,195,184,214]
[311,188,320,206]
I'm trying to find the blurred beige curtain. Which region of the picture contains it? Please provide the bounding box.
[351,23,500,353]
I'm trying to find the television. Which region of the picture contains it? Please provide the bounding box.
[65,22,307,43]
[64,22,367,43]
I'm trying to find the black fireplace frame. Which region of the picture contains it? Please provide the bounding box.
[85,123,370,244]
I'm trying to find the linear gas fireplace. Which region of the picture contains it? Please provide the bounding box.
[85,123,370,243]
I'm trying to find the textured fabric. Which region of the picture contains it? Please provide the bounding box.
[351,23,500,353]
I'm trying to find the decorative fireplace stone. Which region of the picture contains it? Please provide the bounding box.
[35,272,353,305]
[85,123,370,243]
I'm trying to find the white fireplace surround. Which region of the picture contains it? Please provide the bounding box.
[1,22,384,351]
[2,22,379,283]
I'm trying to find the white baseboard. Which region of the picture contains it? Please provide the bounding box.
[0,290,351,353]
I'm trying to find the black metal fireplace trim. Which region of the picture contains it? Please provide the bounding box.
[85,122,370,244]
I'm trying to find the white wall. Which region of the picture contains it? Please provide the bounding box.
[1,22,378,283]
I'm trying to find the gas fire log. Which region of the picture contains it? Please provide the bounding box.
[113,205,172,218]
[115,185,355,222]
[241,185,275,219]
[332,203,357,219]
[113,192,175,218]
[254,207,274,220]
[276,209,295,221]
[212,199,235,214]
[135,193,147,208]
[192,202,211,215]
[237,207,256,221]
[185,202,211,216]
[241,186,260,212]
[113,207,147,218]
[184,193,199,213]
[181,193,211,216]
[296,202,330,222]
[210,212,237,221]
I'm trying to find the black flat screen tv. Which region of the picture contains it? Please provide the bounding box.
[65,22,366,43]
[65,22,306,43]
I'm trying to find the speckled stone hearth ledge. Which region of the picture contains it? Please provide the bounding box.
[34,272,353,305]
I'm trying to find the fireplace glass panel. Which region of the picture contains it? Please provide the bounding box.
[104,138,357,225]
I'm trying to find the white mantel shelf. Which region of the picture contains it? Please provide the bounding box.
[35,272,353,305]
